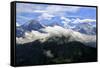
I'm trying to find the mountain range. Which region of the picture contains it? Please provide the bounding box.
[16,19,97,66]
[16,17,96,38]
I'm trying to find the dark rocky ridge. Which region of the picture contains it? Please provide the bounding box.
[16,36,97,66]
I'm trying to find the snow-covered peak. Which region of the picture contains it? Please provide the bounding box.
[16,25,96,48]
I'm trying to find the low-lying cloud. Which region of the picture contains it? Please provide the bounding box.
[16,25,96,48]
[72,18,96,24]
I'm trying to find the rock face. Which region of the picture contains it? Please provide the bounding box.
[72,23,96,35]
[16,36,97,66]
[22,20,45,31]
[16,26,25,37]
[16,20,45,37]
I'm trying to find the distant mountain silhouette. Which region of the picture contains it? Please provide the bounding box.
[72,23,96,35]
[22,20,45,31]
[16,26,25,37]
[16,19,45,37]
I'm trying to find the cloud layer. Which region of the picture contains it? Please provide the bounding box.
[72,18,96,24]
[16,3,96,25]
[16,25,96,48]
[17,3,80,15]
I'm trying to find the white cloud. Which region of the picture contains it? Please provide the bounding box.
[62,21,67,24]
[43,50,54,58]
[17,3,80,16]
[16,3,47,13]
[33,10,47,13]
[72,18,80,24]
[35,5,80,21]
[34,5,80,16]
[61,16,71,28]
[16,30,49,44]
[16,25,96,48]
[60,16,96,27]
[38,13,54,20]
[61,21,70,28]
[16,23,20,27]
[17,3,34,13]
[61,16,71,22]
[16,3,81,22]
[45,5,80,14]
[72,18,96,24]
[79,19,96,23]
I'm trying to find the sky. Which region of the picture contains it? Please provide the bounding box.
[16,3,96,26]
